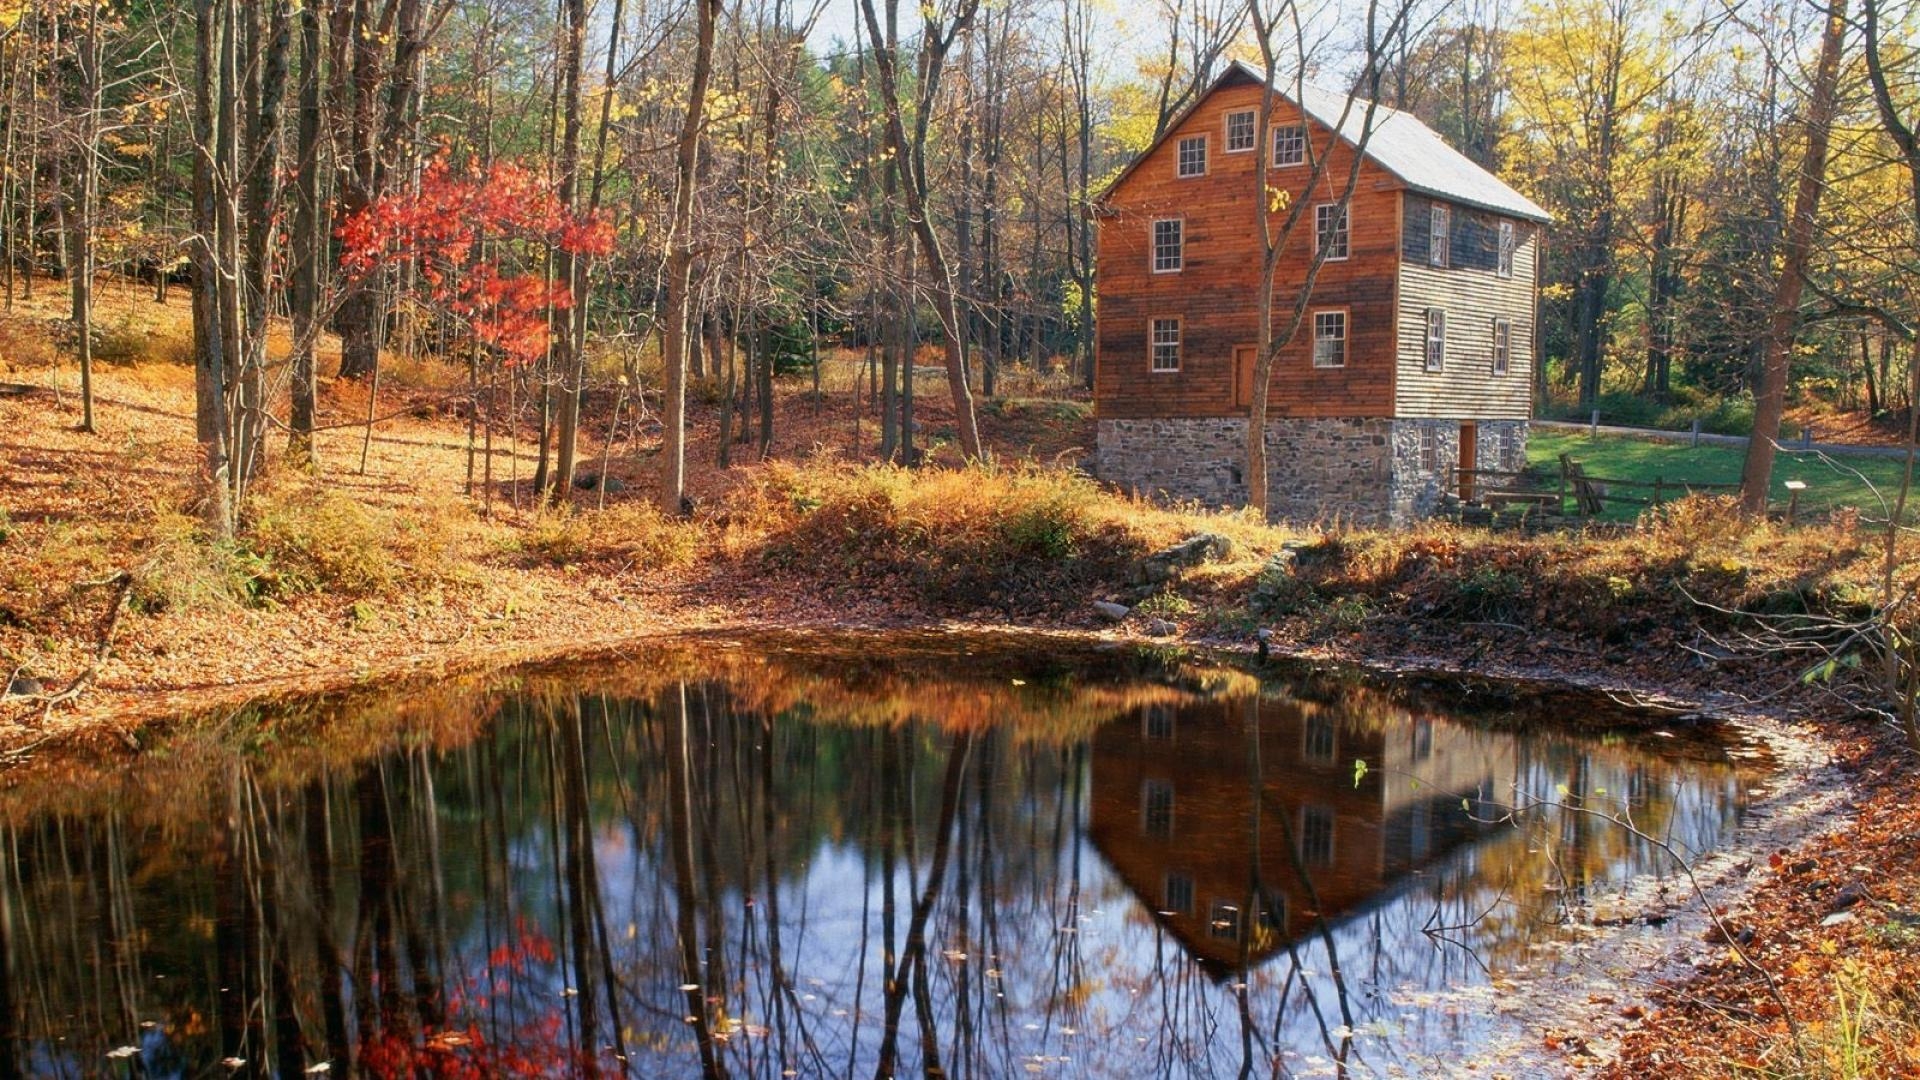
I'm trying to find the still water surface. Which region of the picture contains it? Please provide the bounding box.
[0,636,1765,1078]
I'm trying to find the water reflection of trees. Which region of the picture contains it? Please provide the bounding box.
[0,645,1759,1078]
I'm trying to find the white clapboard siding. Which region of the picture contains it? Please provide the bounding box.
[1393,217,1537,420]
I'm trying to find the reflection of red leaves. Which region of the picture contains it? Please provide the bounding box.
[337,155,613,364]
[359,923,581,1079]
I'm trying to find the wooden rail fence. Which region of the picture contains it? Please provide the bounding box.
[1450,456,1740,520]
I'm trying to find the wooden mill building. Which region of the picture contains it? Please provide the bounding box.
[1091,62,1550,524]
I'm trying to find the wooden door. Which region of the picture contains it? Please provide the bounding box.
[1458,421,1478,501]
[1233,345,1258,411]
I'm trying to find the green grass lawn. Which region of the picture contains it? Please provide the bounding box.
[1527,430,1917,521]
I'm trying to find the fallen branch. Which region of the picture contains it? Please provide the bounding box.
[17,570,139,746]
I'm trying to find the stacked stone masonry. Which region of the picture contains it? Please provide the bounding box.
[1095,417,1529,526]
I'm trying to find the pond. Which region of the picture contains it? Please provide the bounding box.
[0,634,1767,1079]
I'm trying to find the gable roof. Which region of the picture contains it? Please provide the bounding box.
[1102,61,1551,224]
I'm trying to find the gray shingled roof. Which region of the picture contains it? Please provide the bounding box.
[1245,61,1552,223]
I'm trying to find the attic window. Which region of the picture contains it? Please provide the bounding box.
[1498,221,1516,278]
[1429,204,1450,268]
[1272,125,1306,167]
[1303,716,1337,762]
[1225,110,1255,152]
[1177,135,1207,177]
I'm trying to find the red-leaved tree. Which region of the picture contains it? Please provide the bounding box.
[337,156,613,365]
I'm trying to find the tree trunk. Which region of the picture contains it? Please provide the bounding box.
[550,0,587,497]
[70,0,101,434]
[1739,0,1846,514]
[288,0,324,463]
[1245,5,1401,518]
[659,0,719,515]
[192,0,233,538]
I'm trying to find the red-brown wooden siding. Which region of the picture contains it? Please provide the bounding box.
[1095,75,1541,424]
[1094,78,1403,420]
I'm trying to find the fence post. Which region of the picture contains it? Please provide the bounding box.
[1590,409,1600,437]
[1802,425,1814,450]
[1691,418,1701,448]
[1654,475,1664,506]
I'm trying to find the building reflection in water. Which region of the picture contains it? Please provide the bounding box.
[1089,695,1515,979]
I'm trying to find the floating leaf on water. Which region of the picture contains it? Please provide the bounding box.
[305,1065,332,1075]
[106,1047,139,1060]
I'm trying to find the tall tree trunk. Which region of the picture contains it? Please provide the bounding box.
[659,0,720,515]
[288,0,325,463]
[1739,0,1846,513]
[551,0,587,497]
[238,0,292,495]
[192,0,233,539]
[70,0,101,433]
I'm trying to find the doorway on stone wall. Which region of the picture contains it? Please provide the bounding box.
[1458,421,1478,501]
[1233,345,1257,411]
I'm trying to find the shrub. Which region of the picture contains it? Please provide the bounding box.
[0,319,57,370]
[520,503,699,569]
[91,311,180,367]
[1136,590,1196,619]
[242,480,461,600]
[758,463,1163,612]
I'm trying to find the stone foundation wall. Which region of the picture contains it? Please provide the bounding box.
[1094,417,1530,527]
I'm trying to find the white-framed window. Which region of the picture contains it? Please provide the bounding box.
[1272,124,1306,167]
[1208,900,1241,940]
[1315,203,1349,261]
[1225,110,1255,152]
[1176,135,1207,177]
[1424,308,1446,372]
[1164,872,1195,914]
[1312,309,1347,368]
[1419,424,1438,471]
[1498,221,1516,278]
[1151,218,1183,273]
[1259,890,1286,933]
[1429,204,1450,268]
[1300,805,1335,867]
[1151,317,1182,372]
[1303,716,1337,763]
[1144,704,1175,739]
[1142,779,1174,838]
[1492,317,1512,376]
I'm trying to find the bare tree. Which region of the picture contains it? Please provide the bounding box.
[660,0,722,514]
[1245,0,1413,517]
[857,0,987,462]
